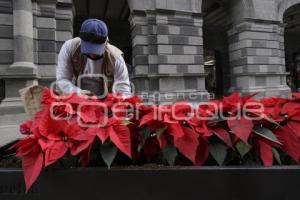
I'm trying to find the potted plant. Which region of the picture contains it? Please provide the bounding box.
[1,89,300,200]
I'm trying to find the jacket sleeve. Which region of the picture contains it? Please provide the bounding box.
[56,40,82,94]
[113,55,131,97]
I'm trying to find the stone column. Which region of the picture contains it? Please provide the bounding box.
[1,0,37,113]
[227,20,291,98]
[8,0,36,74]
[35,0,74,87]
[130,10,152,97]
[129,1,209,104]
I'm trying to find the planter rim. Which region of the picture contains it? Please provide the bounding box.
[1,165,300,172]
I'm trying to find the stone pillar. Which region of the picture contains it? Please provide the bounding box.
[130,6,208,104]
[227,20,291,98]
[130,10,152,96]
[34,0,74,87]
[0,0,37,113]
[8,0,36,73]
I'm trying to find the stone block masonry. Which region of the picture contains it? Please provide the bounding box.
[131,9,208,103]
[228,20,291,98]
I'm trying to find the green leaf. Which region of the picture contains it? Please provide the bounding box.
[138,127,152,152]
[272,148,282,165]
[236,141,252,158]
[209,143,227,166]
[100,142,118,169]
[253,126,282,145]
[162,146,178,166]
[156,127,167,137]
[262,115,281,127]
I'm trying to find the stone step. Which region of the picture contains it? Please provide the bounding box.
[0,99,25,115]
[0,113,28,126]
[0,113,28,147]
[0,125,22,147]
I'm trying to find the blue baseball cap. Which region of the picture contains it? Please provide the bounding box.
[79,19,108,56]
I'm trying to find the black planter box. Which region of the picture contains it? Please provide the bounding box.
[0,166,300,200]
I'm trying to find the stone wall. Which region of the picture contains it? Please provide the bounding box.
[130,5,208,103]
[227,20,290,98]
[0,0,74,114]
[0,0,13,100]
[1,0,300,103]
[33,0,73,87]
[225,0,292,98]
[1,0,300,147]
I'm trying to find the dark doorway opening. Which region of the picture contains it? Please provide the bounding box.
[284,4,300,92]
[202,0,230,98]
[0,80,4,102]
[73,0,132,67]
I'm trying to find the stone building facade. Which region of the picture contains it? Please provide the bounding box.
[0,0,300,145]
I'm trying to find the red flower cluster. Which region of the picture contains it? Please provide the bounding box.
[12,89,300,191]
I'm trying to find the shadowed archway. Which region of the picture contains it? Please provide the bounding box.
[284,3,300,91]
[73,0,132,66]
[202,0,230,98]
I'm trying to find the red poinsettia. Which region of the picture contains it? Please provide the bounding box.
[273,126,300,162]
[138,102,205,164]
[281,101,300,137]
[85,117,132,159]
[40,120,91,167]
[12,120,44,192]
[12,88,300,192]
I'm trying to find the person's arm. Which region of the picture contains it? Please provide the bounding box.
[113,55,131,97]
[56,40,82,94]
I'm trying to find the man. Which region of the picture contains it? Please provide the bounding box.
[56,19,131,97]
